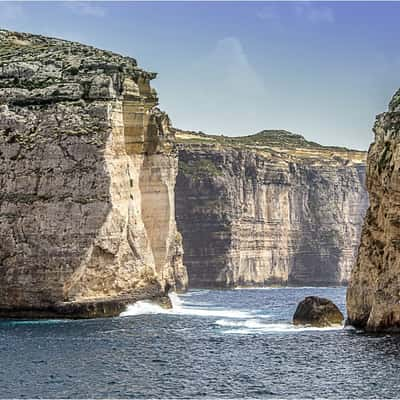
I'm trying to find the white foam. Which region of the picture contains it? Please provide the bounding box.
[343,324,360,333]
[120,292,343,334]
[219,321,343,334]
[120,292,252,319]
[169,292,183,309]
[120,292,182,317]
[234,286,341,291]
[119,300,168,317]
[216,319,270,329]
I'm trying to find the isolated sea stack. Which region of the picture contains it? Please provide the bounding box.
[175,130,368,288]
[0,30,187,318]
[347,89,400,332]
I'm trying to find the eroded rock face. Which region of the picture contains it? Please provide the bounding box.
[175,130,368,288]
[347,89,400,332]
[0,30,187,318]
[293,296,344,327]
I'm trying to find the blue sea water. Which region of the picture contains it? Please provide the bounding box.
[1,287,400,398]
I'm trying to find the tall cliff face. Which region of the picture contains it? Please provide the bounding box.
[0,30,187,318]
[175,130,368,288]
[347,90,400,332]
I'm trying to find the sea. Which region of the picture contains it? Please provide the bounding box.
[1,287,400,398]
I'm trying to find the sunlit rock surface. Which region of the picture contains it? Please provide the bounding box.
[293,296,344,327]
[175,130,368,288]
[347,89,400,332]
[0,29,187,318]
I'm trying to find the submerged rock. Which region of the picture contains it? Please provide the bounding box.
[0,29,188,318]
[293,296,344,327]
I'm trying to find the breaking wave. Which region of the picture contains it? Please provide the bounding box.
[120,291,251,319]
[120,290,344,335]
[119,301,169,317]
[215,318,343,334]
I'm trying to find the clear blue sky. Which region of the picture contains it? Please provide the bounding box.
[1,1,399,150]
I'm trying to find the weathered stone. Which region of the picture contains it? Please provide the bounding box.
[0,281,171,319]
[347,89,400,332]
[0,29,187,318]
[293,296,344,327]
[175,130,368,288]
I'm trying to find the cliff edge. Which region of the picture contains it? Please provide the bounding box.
[347,89,400,332]
[175,129,368,288]
[0,30,187,318]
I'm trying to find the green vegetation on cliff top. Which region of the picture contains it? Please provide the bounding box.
[176,129,356,151]
[175,129,366,162]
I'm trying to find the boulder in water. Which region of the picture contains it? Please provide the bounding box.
[293,296,344,327]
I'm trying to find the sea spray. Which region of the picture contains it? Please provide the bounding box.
[168,292,183,310]
[120,291,252,319]
[217,320,342,334]
[120,290,344,335]
[119,300,168,317]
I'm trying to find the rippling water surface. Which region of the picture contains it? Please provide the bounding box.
[1,287,400,398]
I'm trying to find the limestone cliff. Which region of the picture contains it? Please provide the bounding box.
[0,30,187,318]
[347,89,400,332]
[175,130,368,288]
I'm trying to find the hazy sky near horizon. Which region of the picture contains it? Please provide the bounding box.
[0,1,399,150]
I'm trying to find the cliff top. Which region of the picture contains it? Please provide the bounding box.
[175,129,366,166]
[0,29,157,105]
[0,29,173,153]
[0,29,154,76]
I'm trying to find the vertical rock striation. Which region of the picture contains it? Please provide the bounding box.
[347,89,400,332]
[0,30,187,318]
[175,130,368,288]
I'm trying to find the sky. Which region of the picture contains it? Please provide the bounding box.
[0,1,399,150]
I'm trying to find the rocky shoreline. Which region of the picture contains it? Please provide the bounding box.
[0,29,187,318]
[0,29,378,319]
[0,281,172,319]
